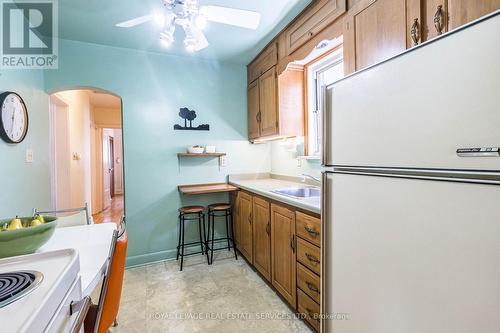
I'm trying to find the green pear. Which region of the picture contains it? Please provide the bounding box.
[8,216,23,230]
[30,219,42,227]
[35,214,45,223]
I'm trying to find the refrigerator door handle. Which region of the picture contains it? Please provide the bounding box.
[456,147,500,157]
[321,85,330,166]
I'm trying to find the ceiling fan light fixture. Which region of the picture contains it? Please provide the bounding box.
[152,10,166,28]
[194,14,207,30]
[160,25,175,47]
[184,38,197,52]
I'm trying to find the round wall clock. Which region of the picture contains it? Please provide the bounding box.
[0,92,29,144]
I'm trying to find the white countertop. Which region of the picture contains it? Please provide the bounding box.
[38,223,116,297]
[229,177,321,214]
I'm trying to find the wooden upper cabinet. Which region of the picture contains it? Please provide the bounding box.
[248,43,278,84]
[421,0,499,42]
[448,0,500,29]
[423,0,448,41]
[247,80,260,140]
[252,196,271,282]
[284,0,347,56]
[259,66,279,137]
[344,0,421,73]
[271,203,297,307]
[237,191,253,263]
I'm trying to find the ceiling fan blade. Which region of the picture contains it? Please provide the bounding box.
[190,25,209,51]
[199,5,261,30]
[116,15,152,28]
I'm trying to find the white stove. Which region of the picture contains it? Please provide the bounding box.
[0,249,84,332]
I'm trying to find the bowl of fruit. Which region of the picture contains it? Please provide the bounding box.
[0,215,58,258]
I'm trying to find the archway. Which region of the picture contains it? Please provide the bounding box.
[48,86,125,224]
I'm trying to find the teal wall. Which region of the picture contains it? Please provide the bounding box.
[44,39,271,266]
[0,70,51,217]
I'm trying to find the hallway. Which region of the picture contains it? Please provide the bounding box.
[93,195,124,224]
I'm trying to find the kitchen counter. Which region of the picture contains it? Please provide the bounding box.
[38,223,116,297]
[229,174,321,214]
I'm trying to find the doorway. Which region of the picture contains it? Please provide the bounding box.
[49,89,124,224]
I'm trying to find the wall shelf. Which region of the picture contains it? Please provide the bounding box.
[177,152,227,171]
[177,152,226,157]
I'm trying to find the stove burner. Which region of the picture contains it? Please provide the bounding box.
[0,270,43,308]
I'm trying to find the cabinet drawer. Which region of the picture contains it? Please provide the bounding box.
[248,43,277,83]
[297,237,320,275]
[296,212,321,247]
[284,0,346,55]
[297,263,320,303]
[297,288,320,332]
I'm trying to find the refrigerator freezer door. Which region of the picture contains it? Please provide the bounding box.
[322,172,500,333]
[324,13,500,170]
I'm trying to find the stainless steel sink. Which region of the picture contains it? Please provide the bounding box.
[271,187,321,199]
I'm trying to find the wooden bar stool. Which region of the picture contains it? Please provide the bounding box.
[176,206,208,271]
[206,203,238,264]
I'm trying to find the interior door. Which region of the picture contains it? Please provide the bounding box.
[102,134,111,209]
[259,66,279,137]
[252,196,271,282]
[271,203,296,307]
[323,172,500,333]
[109,137,115,198]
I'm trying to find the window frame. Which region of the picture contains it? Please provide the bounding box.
[304,45,344,157]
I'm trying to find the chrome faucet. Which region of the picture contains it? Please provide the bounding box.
[301,173,321,184]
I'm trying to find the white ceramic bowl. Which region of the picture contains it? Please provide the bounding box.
[205,146,216,153]
[188,146,204,154]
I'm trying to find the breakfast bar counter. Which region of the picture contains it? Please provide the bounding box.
[178,182,239,195]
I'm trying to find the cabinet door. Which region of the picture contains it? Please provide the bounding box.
[345,0,421,72]
[284,0,346,55]
[448,0,500,29]
[252,196,271,282]
[423,0,448,41]
[271,203,296,307]
[247,80,260,140]
[259,66,279,137]
[248,43,278,84]
[238,192,253,263]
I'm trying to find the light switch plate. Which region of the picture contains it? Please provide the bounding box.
[220,155,227,167]
[26,149,34,163]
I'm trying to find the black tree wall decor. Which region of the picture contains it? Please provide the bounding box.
[174,107,210,131]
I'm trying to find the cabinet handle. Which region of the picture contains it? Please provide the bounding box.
[256,111,261,123]
[410,18,419,46]
[306,282,319,294]
[266,222,270,235]
[248,213,252,224]
[291,235,296,253]
[304,225,319,237]
[434,5,444,35]
[305,253,320,264]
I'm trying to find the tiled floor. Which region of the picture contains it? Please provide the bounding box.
[109,251,313,333]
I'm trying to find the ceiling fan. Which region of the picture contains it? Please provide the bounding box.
[115,0,261,52]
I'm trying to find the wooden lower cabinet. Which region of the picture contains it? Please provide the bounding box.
[234,190,322,330]
[297,289,321,332]
[236,191,253,263]
[252,196,271,282]
[271,203,297,307]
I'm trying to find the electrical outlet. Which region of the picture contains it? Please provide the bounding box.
[296,158,302,167]
[220,155,228,167]
[26,149,34,163]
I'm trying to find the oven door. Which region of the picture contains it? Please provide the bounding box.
[43,277,88,333]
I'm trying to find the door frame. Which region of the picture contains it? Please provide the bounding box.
[49,95,70,210]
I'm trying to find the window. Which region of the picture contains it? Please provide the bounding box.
[306,48,344,157]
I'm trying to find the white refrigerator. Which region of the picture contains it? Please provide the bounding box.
[322,11,500,333]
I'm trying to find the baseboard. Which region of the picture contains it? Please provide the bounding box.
[125,249,177,268]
